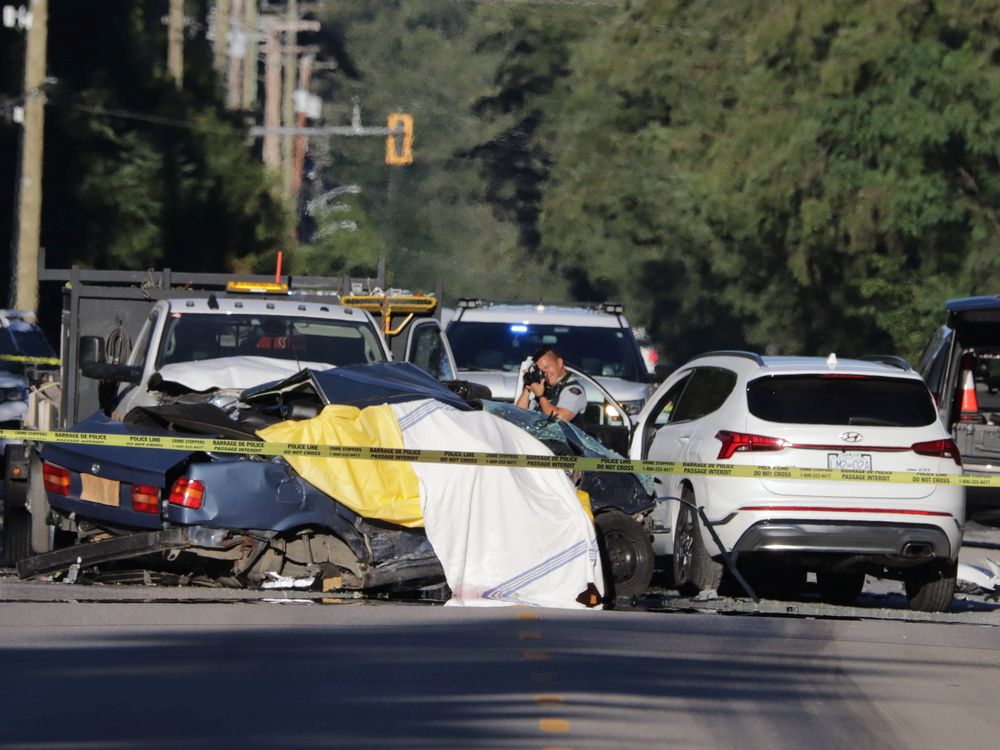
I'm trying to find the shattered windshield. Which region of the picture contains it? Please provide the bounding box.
[157,313,386,368]
[483,400,653,494]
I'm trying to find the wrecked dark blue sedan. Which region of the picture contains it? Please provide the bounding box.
[19,363,656,599]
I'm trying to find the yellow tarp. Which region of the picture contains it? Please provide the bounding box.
[257,404,423,528]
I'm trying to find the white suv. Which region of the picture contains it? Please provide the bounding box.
[629,351,965,612]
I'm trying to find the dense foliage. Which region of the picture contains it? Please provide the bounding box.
[0,0,288,308]
[4,0,1000,365]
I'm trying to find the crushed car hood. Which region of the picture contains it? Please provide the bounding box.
[156,356,335,393]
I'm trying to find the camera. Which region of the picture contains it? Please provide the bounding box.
[523,363,545,386]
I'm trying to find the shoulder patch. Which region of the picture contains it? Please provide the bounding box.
[568,386,583,395]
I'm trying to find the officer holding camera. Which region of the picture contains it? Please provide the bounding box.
[514,346,586,421]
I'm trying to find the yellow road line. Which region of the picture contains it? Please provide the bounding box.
[539,718,571,733]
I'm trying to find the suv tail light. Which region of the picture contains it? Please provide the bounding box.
[715,431,788,460]
[131,484,160,514]
[912,439,962,466]
[169,477,205,509]
[42,462,70,495]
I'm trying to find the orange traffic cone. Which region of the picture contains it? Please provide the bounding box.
[959,368,980,422]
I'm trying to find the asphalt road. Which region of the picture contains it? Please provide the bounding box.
[1,594,998,749]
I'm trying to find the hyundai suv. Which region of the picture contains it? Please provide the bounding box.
[630,351,965,612]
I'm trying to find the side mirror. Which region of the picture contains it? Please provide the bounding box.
[79,336,106,365]
[81,361,143,384]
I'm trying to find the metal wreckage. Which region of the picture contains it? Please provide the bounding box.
[18,362,657,607]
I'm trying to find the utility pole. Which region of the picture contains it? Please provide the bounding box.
[281,0,298,201]
[11,0,48,312]
[213,0,230,76]
[225,0,244,108]
[262,24,282,170]
[292,50,316,203]
[241,0,258,109]
[167,0,184,88]
[259,11,319,180]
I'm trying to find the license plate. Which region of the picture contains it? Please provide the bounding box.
[828,453,872,472]
[80,473,121,507]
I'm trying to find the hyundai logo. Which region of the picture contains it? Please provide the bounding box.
[839,432,863,443]
[91,463,100,474]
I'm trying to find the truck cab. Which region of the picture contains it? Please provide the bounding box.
[95,296,391,418]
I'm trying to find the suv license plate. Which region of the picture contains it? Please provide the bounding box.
[828,453,872,472]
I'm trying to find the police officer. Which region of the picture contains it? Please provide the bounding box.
[514,346,586,421]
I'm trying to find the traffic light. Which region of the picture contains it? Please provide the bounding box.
[385,113,413,165]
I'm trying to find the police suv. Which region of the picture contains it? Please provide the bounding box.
[446,300,656,450]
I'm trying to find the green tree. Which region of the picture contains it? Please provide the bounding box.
[540,0,1000,364]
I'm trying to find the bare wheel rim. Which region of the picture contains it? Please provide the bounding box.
[674,505,695,584]
[604,529,638,583]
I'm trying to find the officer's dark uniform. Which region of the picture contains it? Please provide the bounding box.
[531,372,587,422]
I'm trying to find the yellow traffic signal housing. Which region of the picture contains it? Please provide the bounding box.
[385,113,413,165]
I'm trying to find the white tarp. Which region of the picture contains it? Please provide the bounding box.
[392,399,604,609]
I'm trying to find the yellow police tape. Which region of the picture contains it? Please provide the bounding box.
[1,427,996,488]
[0,354,60,365]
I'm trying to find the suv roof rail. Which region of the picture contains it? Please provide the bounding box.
[454,298,623,312]
[857,354,911,371]
[691,350,765,365]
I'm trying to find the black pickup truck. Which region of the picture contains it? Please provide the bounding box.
[918,295,1000,521]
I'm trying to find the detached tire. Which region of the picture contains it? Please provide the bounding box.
[816,570,865,605]
[672,489,723,595]
[3,506,32,567]
[904,560,957,613]
[595,511,654,599]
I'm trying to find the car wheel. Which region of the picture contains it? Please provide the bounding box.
[904,560,957,612]
[3,506,32,566]
[816,570,865,605]
[672,489,723,595]
[595,511,654,599]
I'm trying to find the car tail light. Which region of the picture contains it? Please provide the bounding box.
[131,484,160,514]
[169,477,205,509]
[912,439,962,466]
[716,430,788,460]
[42,462,70,495]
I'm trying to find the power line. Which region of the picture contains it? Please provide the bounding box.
[44,100,239,134]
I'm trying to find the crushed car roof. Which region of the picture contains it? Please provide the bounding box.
[241,361,472,411]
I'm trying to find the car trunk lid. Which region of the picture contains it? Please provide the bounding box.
[738,373,953,499]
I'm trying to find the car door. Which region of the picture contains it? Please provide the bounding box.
[639,370,696,463]
[642,366,738,465]
[402,319,457,380]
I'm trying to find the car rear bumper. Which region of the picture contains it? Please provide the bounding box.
[732,519,954,560]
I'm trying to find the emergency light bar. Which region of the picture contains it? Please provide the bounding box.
[225,280,290,294]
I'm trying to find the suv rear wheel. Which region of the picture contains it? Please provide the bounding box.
[904,559,957,612]
[673,488,723,595]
